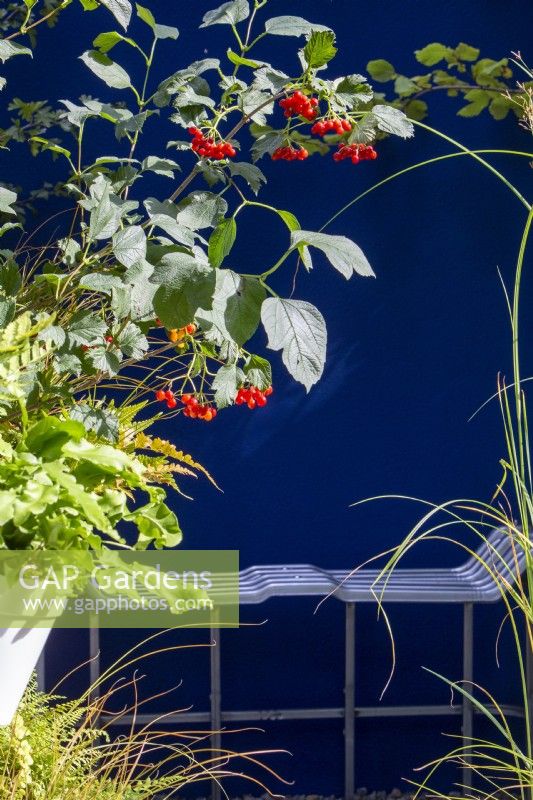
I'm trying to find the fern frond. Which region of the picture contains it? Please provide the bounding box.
[135,432,221,490]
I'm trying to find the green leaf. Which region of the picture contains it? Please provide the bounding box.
[458,88,490,117]
[208,218,237,267]
[30,136,72,160]
[67,311,107,346]
[141,155,180,177]
[291,230,374,279]
[303,30,337,69]
[79,50,131,90]
[70,404,119,442]
[132,501,182,548]
[367,59,396,82]
[264,15,329,37]
[112,224,147,267]
[415,42,450,67]
[88,345,122,375]
[454,42,480,62]
[261,298,327,391]
[0,187,17,216]
[135,3,155,27]
[115,321,148,358]
[93,31,139,54]
[276,209,300,232]
[134,5,178,39]
[151,253,216,329]
[227,161,266,195]
[100,0,132,30]
[78,273,123,294]
[0,41,32,63]
[0,298,15,328]
[176,191,227,231]
[212,363,244,408]
[227,48,261,69]
[0,258,21,296]
[211,269,265,345]
[371,104,414,138]
[200,0,249,28]
[26,416,85,461]
[244,354,272,390]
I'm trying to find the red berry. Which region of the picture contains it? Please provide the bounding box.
[264,386,273,396]
[188,396,199,407]
[181,394,192,405]
[256,393,267,407]
[247,398,256,410]
[155,390,166,402]
[164,389,174,401]
[81,344,89,352]
[166,397,177,409]
[105,335,114,343]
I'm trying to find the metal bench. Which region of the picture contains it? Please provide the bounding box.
[40,527,530,800]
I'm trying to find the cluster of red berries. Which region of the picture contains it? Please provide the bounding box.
[188,127,236,160]
[155,388,179,409]
[333,143,378,164]
[279,92,318,120]
[180,394,217,422]
[311,118,352,137]
[235,385,273,409]
[271,146,309,162]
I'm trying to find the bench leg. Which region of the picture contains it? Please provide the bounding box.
[210,616,222,800]
[462,603,474,791]
[345,603,356,800]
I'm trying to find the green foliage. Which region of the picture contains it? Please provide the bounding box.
[0,0,413,548]
[365,41,529,124]
[0,674,284,798]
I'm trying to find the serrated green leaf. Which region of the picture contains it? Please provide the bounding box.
[67,311,107,345]
[88,345,122,375]
[371,104,414,138]
[176,191,227,230]
[112,224,146,267]
[303,30,337,69]
[244,354,272,389]
[208,218,237,267]
[212,363,244,408]
[227,161,266,195]
[151,253,216,329]
[261,298,327,391]
[116,321,148,358]
[70,404,119,442]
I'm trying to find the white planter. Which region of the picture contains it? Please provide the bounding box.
[0,627,51,725]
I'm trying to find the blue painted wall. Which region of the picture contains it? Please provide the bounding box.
[5,0,533,793]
